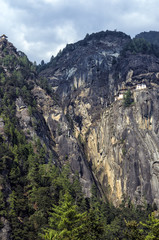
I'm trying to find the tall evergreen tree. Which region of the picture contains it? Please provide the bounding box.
[140,213,159,240]
[41,192,87,240]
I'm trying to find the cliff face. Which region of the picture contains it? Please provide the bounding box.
[1,30,159,239]
[1,31,159,223]
[40,31,130,103]
[87,85,159,206]
[31,86,93,197]
[40,31,159,207]
[0,37,94,239]
[0,36,94,197]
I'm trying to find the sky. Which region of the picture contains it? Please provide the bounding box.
[0,0,158,63]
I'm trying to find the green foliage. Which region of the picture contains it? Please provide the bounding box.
[140,213,159,239]
[122,213,159,240]
[83,208,104,240]
[19,55,30,68]
[0,190,6,217]
[135,31,159,48]
[121,38,159,57]
[123,89,133,107]
[36,60,47,73]
[0,72,6,84]
[38,77,52,94]
[0,110,157,240]
[41,192,87,240]
[0,42,158,240]
[124,220,144,240]
[78,134,86,150]
[2,54,17,67]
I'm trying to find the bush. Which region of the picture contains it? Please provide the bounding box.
[123,89,133,107]
[121,38,159,57]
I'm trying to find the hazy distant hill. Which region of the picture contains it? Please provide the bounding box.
[135,30,159,46]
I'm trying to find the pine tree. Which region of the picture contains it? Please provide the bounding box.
[41,192,87,240]
[124,220,144,240]
[84,208,104,240]
[140,212,159,240]
[123,89,133,107]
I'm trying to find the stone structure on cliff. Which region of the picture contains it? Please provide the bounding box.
[40,30,159,207]
[1,32,159,240]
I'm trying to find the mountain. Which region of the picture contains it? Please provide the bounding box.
[0,31,159,239]
[40,30,159,207]
[135,31,159,47]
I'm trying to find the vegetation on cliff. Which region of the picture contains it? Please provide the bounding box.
[0,33,159,240]
[121,37,159,57]
[123,89,133,107]
[135,31,159,47]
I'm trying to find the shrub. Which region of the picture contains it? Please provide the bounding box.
[123,89,133,107]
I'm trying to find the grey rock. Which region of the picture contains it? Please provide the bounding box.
[40,30,159,207]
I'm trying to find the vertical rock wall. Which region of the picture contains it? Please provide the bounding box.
[86,87,159,206]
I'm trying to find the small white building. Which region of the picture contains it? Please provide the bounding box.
[136,83,146,90]
[118,93,124,99]
[115,93,124,101]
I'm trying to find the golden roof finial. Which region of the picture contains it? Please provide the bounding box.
[0,34,8,39]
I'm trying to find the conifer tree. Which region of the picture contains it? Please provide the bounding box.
[140,213,159,240]
[123,89,133,107]
[124,220,144,240]
[41,192,87,240]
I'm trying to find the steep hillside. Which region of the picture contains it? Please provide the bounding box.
[0,35,94,239]
[1,31,159,239]
[0,35,94,192]
[40,30,159,207]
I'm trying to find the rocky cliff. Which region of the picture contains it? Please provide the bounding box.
[0,36,95,239]
[40,30,159,207]
[1,32,159,239]
[0,35,94,199]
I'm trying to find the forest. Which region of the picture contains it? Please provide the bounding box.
[0,38,159,240]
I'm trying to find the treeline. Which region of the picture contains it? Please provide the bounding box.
[135,31,159,47]
[121,38,159,57]
[0,120,158,240]
[0,40,159,240]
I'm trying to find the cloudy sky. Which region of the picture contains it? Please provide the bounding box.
[0,0,158,63]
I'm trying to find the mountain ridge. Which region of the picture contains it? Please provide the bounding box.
[0,30,159,239]
[39,29,159,207]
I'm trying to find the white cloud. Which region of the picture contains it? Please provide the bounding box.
[42,0,62,3]
[54,22,77,43]
[0,0,159,63]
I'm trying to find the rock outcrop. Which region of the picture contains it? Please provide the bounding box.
[40,30,159,207]
[1,29,159,240]
[86,84,159,206]
[31,86,93,197]
[1,30,159,220]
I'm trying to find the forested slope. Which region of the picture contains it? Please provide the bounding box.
[0,32,159,239]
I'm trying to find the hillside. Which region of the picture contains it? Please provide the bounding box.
[135,31,159,47]
[40,30,159,207]
[0,31,159,239]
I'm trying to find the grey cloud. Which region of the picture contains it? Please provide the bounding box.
[1,0,159,63]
